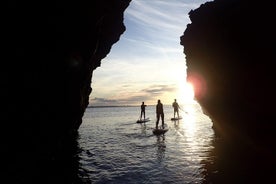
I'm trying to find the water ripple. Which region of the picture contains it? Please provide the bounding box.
[78,105,214,183]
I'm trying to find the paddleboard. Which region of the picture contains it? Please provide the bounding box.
[136,118,150,123]
[152,128,168,135]
[171,117,182,121]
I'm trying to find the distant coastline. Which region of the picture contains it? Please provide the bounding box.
[87,105,139,108]
[87,104,175,108]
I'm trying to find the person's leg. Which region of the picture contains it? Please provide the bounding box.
[161,113,164,129]
[174,110,175,118]
[156,114,160,129]
[143,111,145,120]
[177,110,179,118]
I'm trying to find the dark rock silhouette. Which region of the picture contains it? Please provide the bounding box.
[181,0,275,183]
[7,0,131,183]
[7,0,275,183]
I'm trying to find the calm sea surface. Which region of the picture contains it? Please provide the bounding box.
[77,102,215,183]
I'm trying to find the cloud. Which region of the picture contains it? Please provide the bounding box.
[92,97,118,103]
[90,95,151,106]
[91,84,176,106]
[142,84,176,94]
[119,95,152,104]
[127,1,182,31]
[126,0,203,33]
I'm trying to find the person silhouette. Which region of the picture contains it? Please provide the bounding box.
[156,99,164,129]
[172,99,180,119]
[140,102,147,120]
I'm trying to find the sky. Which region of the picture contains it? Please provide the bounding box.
[89,0,210,106]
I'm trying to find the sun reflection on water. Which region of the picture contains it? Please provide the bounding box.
[171,101,214,166]
[80,103,215,183]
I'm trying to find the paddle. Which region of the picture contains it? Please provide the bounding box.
[179,107,188,114]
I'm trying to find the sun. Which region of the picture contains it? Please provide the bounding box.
[177,82,195,104]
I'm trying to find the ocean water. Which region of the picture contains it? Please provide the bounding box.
[78,102,215,183]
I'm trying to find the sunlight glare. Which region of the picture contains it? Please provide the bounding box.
[177,81,195,104]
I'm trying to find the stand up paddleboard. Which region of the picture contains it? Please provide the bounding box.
[152,128,168,135]
[152,124,168,135]
[136,118,150,123]
[171,117,182,121]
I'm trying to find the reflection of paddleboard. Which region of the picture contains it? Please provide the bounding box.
[136,118,150,123]
[171,117,182,121]
[152,128,168,135]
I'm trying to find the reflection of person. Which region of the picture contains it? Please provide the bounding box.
[140,102,147,120]
[172,99,180,119]
[156,99,164,129]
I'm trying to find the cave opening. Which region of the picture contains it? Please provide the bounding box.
[88,0,210,107]
[77,1,216,183]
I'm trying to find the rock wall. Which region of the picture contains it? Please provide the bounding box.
[7,0,275,182]
[7,0,131,182]
[181,0,275,182]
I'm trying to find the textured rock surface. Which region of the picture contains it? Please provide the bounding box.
[7,0,275,182]
[181,0,275,182]
[7,0,131,182]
